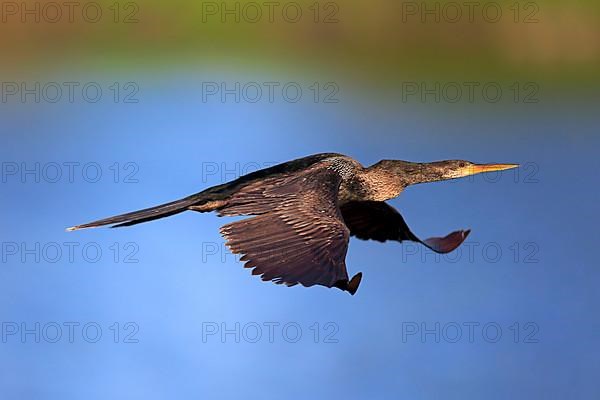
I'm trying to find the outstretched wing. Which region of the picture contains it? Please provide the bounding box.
[219,164,359,292]
[340,201,469,254]
[67,153,343,231]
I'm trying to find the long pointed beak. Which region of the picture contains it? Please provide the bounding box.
[467,163,519,176]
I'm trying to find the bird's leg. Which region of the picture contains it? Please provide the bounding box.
[334,272,363,295]
[188,200,228,213]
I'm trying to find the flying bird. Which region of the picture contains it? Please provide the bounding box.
[67,153,518,295]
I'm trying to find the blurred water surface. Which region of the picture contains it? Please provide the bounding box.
[0,70,598,398]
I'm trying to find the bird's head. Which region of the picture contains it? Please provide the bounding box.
[369,159,519,188]
[427,160,520,181]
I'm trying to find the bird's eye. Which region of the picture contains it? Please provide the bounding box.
[458,162,466,168]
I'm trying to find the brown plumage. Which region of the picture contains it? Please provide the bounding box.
[67,153,518,295]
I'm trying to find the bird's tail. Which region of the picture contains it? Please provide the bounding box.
[66,192,211,231]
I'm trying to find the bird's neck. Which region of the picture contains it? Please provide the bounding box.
[355,167,406,201]
[358,162,448,201]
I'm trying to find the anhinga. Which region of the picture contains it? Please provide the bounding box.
[67,153,518,295]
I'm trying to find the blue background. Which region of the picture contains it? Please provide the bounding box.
[1,72,599,399]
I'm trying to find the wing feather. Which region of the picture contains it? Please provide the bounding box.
[219,165,355,289]
[340,201,470,254]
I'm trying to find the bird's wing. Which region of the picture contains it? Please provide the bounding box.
[340,201,469,254]
[219,164,356,291]
[68,153,344,230]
